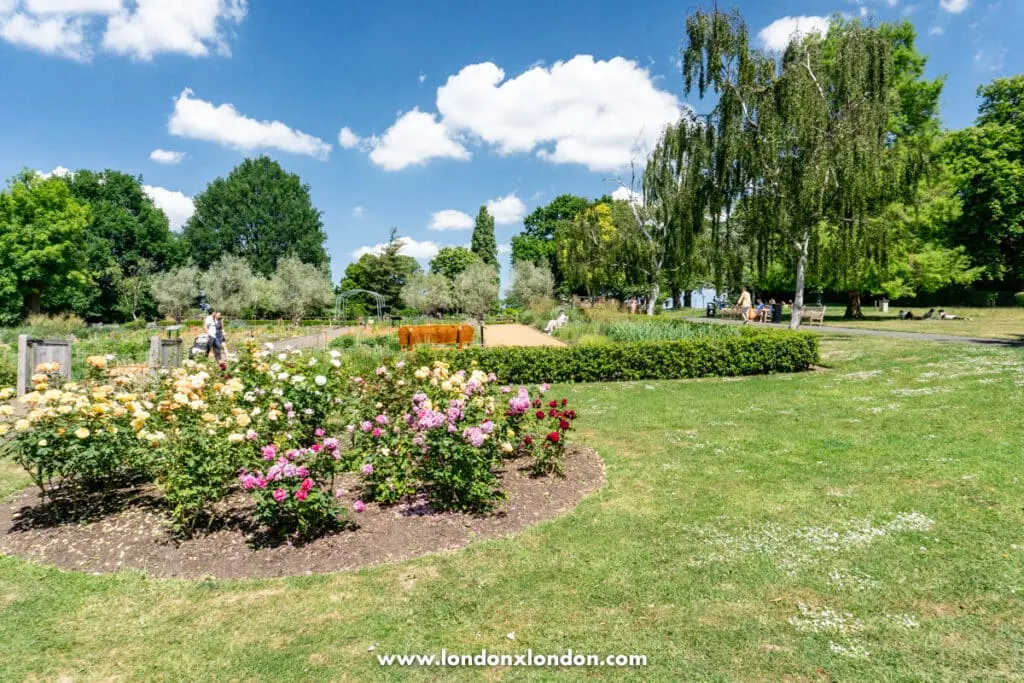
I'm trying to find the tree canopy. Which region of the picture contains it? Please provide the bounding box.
[470,206,498,267]
[429,246,478,281]
[183,156,328,277]
[339,229,421,313]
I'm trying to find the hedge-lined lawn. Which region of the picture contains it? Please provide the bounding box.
[817,305,1024,340]
[1,336,1023,680]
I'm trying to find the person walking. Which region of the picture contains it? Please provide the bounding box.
[215,313,228,358]
[736,287,752,324]
[204,311,223,362]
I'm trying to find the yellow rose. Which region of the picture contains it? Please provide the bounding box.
[0,424,9,436]
[201,413,218,423]
[227,433,245,443]
[235,414,251,428]
[14,419,30,432]
[74,427,90,439]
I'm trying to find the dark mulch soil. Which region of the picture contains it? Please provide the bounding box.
[0,446,604,579]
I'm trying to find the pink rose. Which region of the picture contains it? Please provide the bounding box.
[295,489,308,501]
[314,427,326,437]
[300,477,314,492]
[352,500,366,513]
[272,488,287,503]
[361,463,374,476]
[372,427,383,438]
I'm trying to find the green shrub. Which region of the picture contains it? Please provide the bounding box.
[1016,292,1024,307]
[605,320,739,342]
[412,329,818,383]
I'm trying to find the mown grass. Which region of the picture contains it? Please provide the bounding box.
[1,335,1023,680]
[816,305,1024,341]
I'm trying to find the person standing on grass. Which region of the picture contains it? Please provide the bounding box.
[215,313,228,358]
[737,287,752,324]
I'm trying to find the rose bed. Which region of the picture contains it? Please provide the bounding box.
[0,446,604,579]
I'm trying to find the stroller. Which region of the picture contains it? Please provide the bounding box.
[189,333,212,358]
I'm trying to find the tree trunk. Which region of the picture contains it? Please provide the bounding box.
[646,282,660,316]
[844,290,864,319]
[683,290,692,309]
[789,231,810,330]
[25,290,41,315]
[670,286,682,311]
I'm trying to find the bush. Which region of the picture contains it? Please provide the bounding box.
[1016,292,1024,307]
[605,320,739,342]
[21,313,87,338]
[412,329,818,384]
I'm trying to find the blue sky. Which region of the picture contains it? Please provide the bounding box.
[1,0,1020,286]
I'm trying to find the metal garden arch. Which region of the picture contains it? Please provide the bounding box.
[334,289,386,322]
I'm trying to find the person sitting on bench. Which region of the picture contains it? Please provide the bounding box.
[544,310,568,334]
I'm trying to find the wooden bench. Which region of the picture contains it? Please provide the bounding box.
[803,306,827,326]
[398,324,475,350]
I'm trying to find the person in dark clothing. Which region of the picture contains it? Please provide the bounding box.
[922,308,936,320]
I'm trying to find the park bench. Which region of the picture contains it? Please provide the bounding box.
[398,324,475,350]
[803,306,827,326]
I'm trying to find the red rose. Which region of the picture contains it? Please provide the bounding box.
[523,435,533,445]
[547,431,560,443]
[549,400,558,408]
[532,399,542,408]
[548,409,557,417]
[561,398,568,406]
[536,410,546,419]
[559,419,571,430]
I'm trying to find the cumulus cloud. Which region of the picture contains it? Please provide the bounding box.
[929,25,944,35]
[758,16,830,51]
[0,0,247,61]
[367,108,470,171]
[611,185,642,203]
[353,236,440,260]
[143,184,195,231]
[429,209,475,231]
[337,126,362,149]
[485,193,526,225]
[0,12,88,59]
[39,165,72,178]
[345,55,681,172]
[939,0,969,12]
[352,206,364,218]
[169,88,331,158]
[149,148,186,164]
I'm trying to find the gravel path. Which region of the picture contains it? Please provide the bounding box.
[686,317,1024,347]
[482,324,567,348]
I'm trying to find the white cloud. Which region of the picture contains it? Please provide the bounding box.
[102,0,247,60]
[352,206,364,218]
[486,193,526,225]
[143,184,194,231]
[497,243,511,255]
[418,71,426,83]
[611,185,642,203]
[0,0,246,61]
[169,88,331,158]
[367,108,470,170]
[149,148,186,164]
[0,12,88,60]
[435,56,680,171]
[337,126,362,149]
[939,0,969,12]
[929,25,944,35]
[758,16,830,51]
[39,165,72,179]
[23,0,121,13]
[429,209,474,231]
[353,236,440,261]
[346,55,681,173]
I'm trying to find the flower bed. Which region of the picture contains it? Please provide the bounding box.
[0,344,581,542]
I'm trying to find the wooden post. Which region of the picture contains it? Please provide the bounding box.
[148,335,161,370]
[16,334,29,397]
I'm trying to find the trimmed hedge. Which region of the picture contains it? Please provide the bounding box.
[409,329,818,384]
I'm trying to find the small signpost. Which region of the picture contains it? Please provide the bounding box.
[17,335,72,397]
[149,327,184,371]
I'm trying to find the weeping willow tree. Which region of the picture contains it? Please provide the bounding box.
[554,201,623,300]
[682,8,914,327]
[614,114,714,315]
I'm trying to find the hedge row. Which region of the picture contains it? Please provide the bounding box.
[409,329,819,384]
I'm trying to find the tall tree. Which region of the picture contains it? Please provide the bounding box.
[946,75,1024,287]
[470,206,498,267]
[682,9,912,327]
[183,156,328,277]
[511,194,590,289]
[271,256,334,324]
[339,229,422,312]
[429,246,478,281]
[506,260,555,310]
[555,202,624,300]
[201,254,261,318]
[400,272,454,316]
[152,264,200,322]
[0,172,90,323]
[64,169,182,321]
[454,261,499,320]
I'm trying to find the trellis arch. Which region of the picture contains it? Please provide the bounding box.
[335,289,386,322]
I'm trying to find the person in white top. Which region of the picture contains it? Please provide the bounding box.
[203,312,223,361]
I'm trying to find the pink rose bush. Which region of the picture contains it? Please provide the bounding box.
[238,434,348,538]
[340,360,578,512]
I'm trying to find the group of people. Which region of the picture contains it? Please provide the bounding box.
[898,308,970,321]
[734,288,779,324]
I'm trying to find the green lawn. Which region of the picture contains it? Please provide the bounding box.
[817,305,1024,341]
[1,336,1023,679]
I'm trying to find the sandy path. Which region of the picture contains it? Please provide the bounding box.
[482,324,567,348]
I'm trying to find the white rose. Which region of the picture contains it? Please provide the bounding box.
[315,375,327,386]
